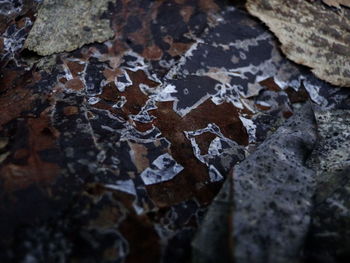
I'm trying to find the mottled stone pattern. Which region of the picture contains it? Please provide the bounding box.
[194,104,317,263]
[1,0,350,262]
[308,108,350,178]
[232,104,317,263]
[305,108,350,263]
[322,0,350,8]
[24,0,114,55]
[246,0,350,87]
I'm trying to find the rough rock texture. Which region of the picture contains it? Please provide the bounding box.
[305,108,350,263]
[193,104,318,263]
[308,108,350,180]
[233,104,317,263]
[322,0,350,8]
[246,0,350,87]
[24,0,114,55]
[1,1,350,262]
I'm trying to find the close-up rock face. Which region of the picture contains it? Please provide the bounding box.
[24,0,115,55]
[246,0,350,87]
[0,0,350,262]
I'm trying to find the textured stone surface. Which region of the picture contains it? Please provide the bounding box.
[24,0,114,55]
[193,104,318,263]
[232,104,317,263]
[305,108,350,263]
[246,0,350,87]
[322,0,350,8]
[1,1,350,262]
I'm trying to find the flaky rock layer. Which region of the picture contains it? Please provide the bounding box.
[246,0,350,87]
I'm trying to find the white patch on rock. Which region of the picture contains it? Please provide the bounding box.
[104,179,136,196]
[208,165,224,182]
[140,153,184,185]
[239,116,256,143]
[153,84,178,102]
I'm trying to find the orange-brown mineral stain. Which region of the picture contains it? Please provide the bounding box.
[145,99,248,206]
[65,78,84,91]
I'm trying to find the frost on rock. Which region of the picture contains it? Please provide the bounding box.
[140,153,184,185]
[0,0,23,16]
[2,1,350,262]
[104,180,137,196]
[24,0,114,55]
[1,18,32,61]
[185,123,246,174]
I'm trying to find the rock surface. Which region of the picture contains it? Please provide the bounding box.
[305,108,350,263]
[193,104,318,263]
[24,0,114,55]
[233,104,317,263]
[1,1,350,262]
[246,0,350,87]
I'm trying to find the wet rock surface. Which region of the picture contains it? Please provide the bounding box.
[0,1,350,262]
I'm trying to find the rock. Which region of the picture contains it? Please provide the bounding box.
[305,108,350,263]
[24,0,114,55]
[192,175,234,263]
[193,103,318,263]
[246,0,350,87]
[2,1,350,262]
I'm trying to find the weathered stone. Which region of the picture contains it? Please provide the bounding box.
[193,104,318,263]
[24,0,114,55]
[305,108,350,263]
[232,103,317,263]
[2,1,350,262]
[246,0,350,87]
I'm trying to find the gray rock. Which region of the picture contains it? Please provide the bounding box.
[193,104,318,263]
[304,108,350,263]
[233,103,317,263]
[24,0,114,55]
